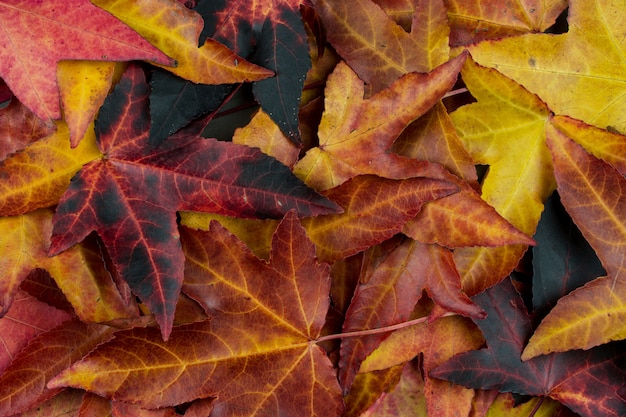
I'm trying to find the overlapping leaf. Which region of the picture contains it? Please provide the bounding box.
[0,320,116,416]
[0,209,133,322]
[48,64,340,340]
[195,0,311,144]
[430,279,626,417]
[302,175,458,262]
[522,124,626,358]
[466,0,626,132]
[294,53,467,191]
[93,0,274,86]
[0,99,55,161]
[0,0,173,122]
[451,56,555,295]
[0,121,102,216]
[49,213,344,416]
[338,239,483,393]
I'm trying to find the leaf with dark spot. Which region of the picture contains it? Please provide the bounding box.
[49,64,340,340]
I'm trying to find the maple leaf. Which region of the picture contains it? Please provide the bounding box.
[0,320,116,416]
[302,174,458,262]
[451,56,555,296]
[48,64,340,340]
[338,239,484,393]
[294,53,467,191]
[465,0,626,132]
[0,99,56,161]
[430,278,626,417]
[49,213,344,416]
[521,124,626,358]
[0,121,102,216]
[0,289,72,373]
[196,0,311,144]
[92,0,274,85]
[0,0,174,122]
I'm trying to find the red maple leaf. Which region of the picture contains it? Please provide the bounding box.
[49,64,340,340]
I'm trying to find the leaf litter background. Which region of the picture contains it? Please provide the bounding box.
[0,0,626,416]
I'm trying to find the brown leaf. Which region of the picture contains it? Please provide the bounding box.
[49,213,344,415]
[0,99,56,161]
[0,0,173,121]
[302,175,458,262]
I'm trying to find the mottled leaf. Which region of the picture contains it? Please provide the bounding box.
[294,53,467,191]
[466,0,626,132]
[0,0,173,121]
[196,0,311,144]
[49,64,339,340]
[430,278,626,417]
[49,214,344,416]
[302,175,458,262]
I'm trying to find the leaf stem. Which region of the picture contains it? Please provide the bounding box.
[443,87,468,98]
[528,396,545,417]
[314,312,456,343]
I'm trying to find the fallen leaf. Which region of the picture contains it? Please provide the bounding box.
[430,278,626,417]
[294,53,467,191]
[446,0,567,46]
[196,0,311,144]
[338,239,483,393]
[0,121,102,216]
[451,56,555,296]
[521,124,626,358]
[0,0,173,121]
[531,192,606,317]
[344,366,404,417]
[92,0,274,86]
[0,290,72,374]
[49,64,339,340]
[0,99,56,161]
[0,320,115,416]
[57,60,121,147]
[465,0,626,132]
[49,213,345,416]
[19,389,85,417]
[302,175,458,262]
[311,0,430,91]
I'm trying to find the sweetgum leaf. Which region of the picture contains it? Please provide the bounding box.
[0,320,116,416]
[49,213,344,416]
[430,278,626,417]
[148,69,230,145]
[48,64,340,340]
[521,124,626,358]
[466,0,626,132]
[0,0,173,122]
[0,99,56,161]
[196,0,311,144]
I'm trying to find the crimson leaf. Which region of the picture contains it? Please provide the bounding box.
[49,63,340,340]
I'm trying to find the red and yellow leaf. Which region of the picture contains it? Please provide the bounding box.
[0,0,173,121]
[294,53,467,191]
[92,0,274,85]
[49,213,344,416]
[48,64,339,340]
[302,175,458,262]
[0,99,55,161]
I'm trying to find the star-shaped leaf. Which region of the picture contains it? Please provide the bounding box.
[48,64,340,340]
[49,213,344,416]
[430,278,626,417]
[466,0,626,132]
[0,0,174,122]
